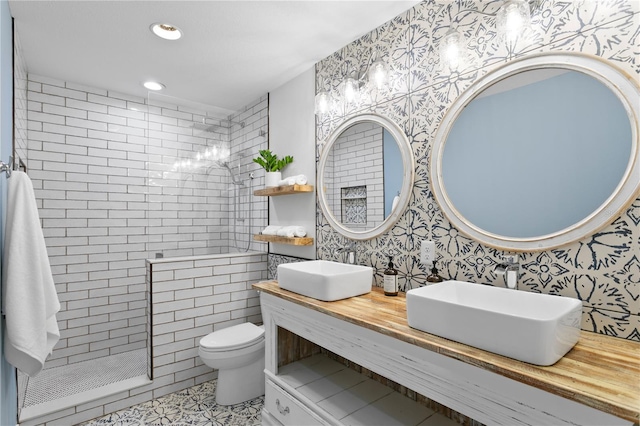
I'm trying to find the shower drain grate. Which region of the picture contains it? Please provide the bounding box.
[23,349,147,408]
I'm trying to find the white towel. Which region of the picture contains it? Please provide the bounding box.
[294,174,307,185]
[2,171,60,377]
[272,226,306,238]
[291,226,307,237]
[276,227,295,238]
[277,175,307,186]
[277,177,296,186]
[261,225,282,236]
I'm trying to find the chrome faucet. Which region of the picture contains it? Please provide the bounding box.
[335,240,357,265]
[494,254,519,290]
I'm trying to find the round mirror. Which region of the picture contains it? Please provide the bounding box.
[318,114,415,240]
[431,53,640,251]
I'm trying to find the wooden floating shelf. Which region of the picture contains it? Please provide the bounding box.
[253,234,314,246]
[254,184,314,197]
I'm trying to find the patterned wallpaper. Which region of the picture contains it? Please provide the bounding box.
[315,0,640,341]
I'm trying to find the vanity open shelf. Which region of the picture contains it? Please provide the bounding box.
[254,185,314,197]
[253,234,314,246]
[263,352,434,426]
[255,281,639,426]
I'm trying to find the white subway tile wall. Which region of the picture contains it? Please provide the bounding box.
[18,253,267,426]
[21,71,269,423]
[327,122,384,230]
[13,31,28,167]
[25,75,268,370]
[149,252,267,393]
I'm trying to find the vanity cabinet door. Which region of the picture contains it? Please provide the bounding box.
[265,379,325,425]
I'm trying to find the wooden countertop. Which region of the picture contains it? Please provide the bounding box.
[254,281,640,424]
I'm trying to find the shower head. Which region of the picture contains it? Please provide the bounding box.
[191,119,246,134]
[191,122,221,133]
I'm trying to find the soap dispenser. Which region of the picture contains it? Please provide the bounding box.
[426,261,444,284]
[383,256,399,296]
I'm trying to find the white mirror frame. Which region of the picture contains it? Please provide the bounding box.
[431,52,640,252]
[318,114,415,240]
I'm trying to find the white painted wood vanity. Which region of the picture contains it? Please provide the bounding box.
[254,281,639,426]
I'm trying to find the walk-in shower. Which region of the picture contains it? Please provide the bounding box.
[214,160,255,252]
[18,87,269,423]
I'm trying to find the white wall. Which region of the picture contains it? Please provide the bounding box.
[0,1,17,423]
[267,67,316,259]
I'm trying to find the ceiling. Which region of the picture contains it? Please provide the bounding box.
[9,0,420,117]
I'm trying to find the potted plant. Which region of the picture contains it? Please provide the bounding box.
[253,149,294,187]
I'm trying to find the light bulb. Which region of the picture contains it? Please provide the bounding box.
[497,0,531,45]
[341,77,360,105]
[368,60,388,90]
[314,90,331,115]
[439,29,465,71]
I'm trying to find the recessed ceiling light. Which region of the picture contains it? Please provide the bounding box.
[150,23,182,41]
[143,81,165,91]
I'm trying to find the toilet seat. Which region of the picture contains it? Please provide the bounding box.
[199,322,264,352]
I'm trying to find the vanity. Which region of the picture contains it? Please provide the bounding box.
[254,281,639,426]
[296,50,640,425]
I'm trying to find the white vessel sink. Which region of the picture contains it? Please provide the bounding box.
[277,260,373,301]
[406,281,582,366]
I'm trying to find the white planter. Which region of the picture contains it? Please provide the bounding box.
[265,171,281,188]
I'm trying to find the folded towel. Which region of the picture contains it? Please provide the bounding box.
[278,175,307,186]
[292,226,307,237]
[272,226,307,238]
[2,171,60,377]
[261,225,282,236]
[276,227,294,238]
[277,177,296,186]
[294,174,307,185]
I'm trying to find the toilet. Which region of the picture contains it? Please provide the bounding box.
[198,322,265,405]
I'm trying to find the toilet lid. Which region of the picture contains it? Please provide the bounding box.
[200,323,265,351]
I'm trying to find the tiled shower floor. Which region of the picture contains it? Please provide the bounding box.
[22,349,147,409]
[81,380,262,426]
[19,349,150,422]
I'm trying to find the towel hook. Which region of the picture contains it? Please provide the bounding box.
[0,161,11,178]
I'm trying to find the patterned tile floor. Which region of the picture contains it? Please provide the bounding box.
[81,380,262,426]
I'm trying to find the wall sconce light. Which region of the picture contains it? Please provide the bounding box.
[496,0,533,44]
[439,29,466,72]
[314,84,331,116]
[315,50,390,116]
[439,0,540,71]
[368,56,389,90]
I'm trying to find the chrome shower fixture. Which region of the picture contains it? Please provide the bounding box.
[218,161,245,186]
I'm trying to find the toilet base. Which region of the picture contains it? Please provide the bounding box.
[215,354,265,405]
